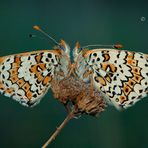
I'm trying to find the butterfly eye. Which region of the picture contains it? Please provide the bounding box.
[59,45,65,51]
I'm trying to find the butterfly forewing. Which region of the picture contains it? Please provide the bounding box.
[75,49,148,109]
[0,50,69,107]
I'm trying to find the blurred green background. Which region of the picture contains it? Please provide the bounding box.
[0,0,148,148]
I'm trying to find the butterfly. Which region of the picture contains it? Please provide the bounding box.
[0,26,148,147]
[0,25,148,111]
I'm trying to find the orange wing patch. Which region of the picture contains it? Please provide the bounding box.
[131,67,141,75]
[5,88,14,95]
[43,75,52,86]
[17,79,25,87]
[119,95,127,104]
[26,91,33,100]
[9,68,19,75]
[132,74,143,83]
[103,53,110,61]
[95,76,106,86]
[9,75,19,83]
[101,63,117,73]
[127,79,136,88]
[22,82,31,92]
[123,83,132,96]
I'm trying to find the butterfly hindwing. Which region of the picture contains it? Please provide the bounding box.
[75,49,148,110]
[0,49,69,107]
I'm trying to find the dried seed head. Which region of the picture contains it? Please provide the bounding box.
[51,77,107,116]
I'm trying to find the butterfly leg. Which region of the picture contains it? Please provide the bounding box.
[90,74,95,97]
[56,71,65,77]
[67,63,77,77]
[83,70,95,97]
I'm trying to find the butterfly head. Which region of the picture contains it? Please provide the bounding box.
[73,42,88,61]
[58,40,70,57]
[73,42,82,61]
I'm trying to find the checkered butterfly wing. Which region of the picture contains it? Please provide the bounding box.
[0,41,70,107]
[74,47,148,110]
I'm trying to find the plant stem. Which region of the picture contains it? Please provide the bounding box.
[42,111,74,148]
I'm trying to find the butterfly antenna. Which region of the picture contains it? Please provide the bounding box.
[33,25,60,46]
[82,44,123,49]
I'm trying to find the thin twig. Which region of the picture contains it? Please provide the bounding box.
[42,110,75,148]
